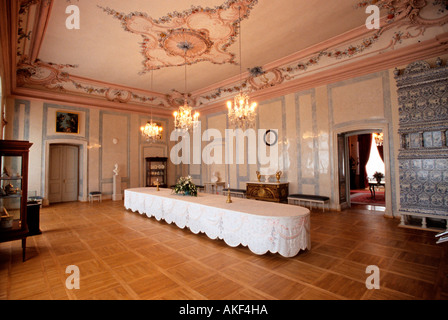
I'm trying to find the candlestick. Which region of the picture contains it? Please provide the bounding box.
[226,187,232,203]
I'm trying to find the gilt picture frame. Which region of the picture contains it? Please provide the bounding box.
[56,111,79,134]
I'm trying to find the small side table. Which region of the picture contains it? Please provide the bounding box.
[368,182,385,199]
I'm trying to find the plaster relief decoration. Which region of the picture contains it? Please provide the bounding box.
[166,90,197,109]
[395,59,448,229]
[70,80,169,107]
[98,0,259,73]
[247,67,284,91]
[16,58,171,108]
[196,0,448,106]
[105,88,132,104]
[15,0,173,110]
[360,0,448,26]
[11,0,448,113]
[16,59,75,89]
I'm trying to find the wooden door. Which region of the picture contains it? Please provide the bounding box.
[49,145,79,203]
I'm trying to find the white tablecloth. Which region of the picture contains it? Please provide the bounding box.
[124,188,311,257]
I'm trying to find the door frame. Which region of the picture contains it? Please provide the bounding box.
[331,122,393,217]
[42,139,88,205]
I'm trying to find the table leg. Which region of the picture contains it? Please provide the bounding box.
[369,184,375,199]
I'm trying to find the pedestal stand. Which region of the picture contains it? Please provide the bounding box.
[113,174,122,201]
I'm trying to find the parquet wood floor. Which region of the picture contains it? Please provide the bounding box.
[0,200,447,300]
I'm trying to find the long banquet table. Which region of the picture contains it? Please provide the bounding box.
[124,188,311,257]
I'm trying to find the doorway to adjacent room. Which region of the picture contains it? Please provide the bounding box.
[337,129,388,213]
[348,131,385,209]
[48,144,79,203]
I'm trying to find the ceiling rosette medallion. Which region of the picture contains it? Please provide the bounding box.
[160,28,213,59]
[99,0,259,73]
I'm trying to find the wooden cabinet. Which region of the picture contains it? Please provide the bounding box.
[145,157,167,188]
[246,182,289,203]
[0,140,33,261]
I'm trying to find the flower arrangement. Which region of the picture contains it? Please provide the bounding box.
[173,176,198,196]
[373,171,384,182]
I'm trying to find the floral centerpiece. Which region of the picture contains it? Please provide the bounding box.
[173,176,198,196]
[373,171,384,183]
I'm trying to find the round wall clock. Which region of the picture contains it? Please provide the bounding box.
[263,129,278,146]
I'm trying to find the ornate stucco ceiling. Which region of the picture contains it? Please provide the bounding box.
[7,0,448,115]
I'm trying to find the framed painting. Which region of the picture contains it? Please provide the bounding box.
[56,111,79,134]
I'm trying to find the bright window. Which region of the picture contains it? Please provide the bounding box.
[365,133,385,180]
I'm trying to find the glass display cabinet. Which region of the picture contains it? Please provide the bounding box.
[145,157,168,188]
[0,140,33,261]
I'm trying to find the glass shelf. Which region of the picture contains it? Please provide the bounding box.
[0,140,33,261]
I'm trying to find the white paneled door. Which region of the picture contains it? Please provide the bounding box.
[49,144,79,203]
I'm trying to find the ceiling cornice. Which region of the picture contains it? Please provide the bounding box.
[190,19,390,98]
[198,32,448,115]
[5,0,448,117]
[11,86,174,117]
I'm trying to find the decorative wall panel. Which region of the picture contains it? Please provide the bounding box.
[395,60,448,225]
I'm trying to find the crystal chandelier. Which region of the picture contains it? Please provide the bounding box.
[373,132,383,146]
[174,48,199,131]
[227,6,257,129]
[141,71,163,141]
[140,120,163,141]
[174,102,199,131]
[227,92,257,128]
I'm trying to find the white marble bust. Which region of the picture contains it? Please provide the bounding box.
[211,171,219,183]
